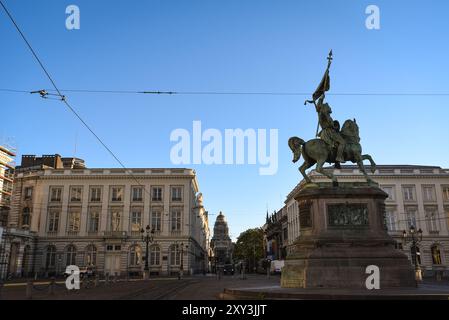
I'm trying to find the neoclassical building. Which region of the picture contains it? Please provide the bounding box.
[285,165,449,278]
[6,154,210,278]
[210,212,233,269]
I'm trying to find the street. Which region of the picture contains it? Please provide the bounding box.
[0,274,281,300]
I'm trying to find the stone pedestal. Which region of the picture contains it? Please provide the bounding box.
[281,183,416,289]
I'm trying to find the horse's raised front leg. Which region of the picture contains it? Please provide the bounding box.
[316,159,338,186]
[362,154,376,173]
[299,161,315,184]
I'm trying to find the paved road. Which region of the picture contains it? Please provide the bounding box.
[2,275,447,300]
[0,274,280,300]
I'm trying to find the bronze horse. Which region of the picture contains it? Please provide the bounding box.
[288,119,376,185]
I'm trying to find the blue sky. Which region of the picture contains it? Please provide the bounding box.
[1,0,449,240]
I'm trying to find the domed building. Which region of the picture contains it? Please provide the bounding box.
[210,212,233,270]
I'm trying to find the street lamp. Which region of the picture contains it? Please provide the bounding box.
[175,242,188,279]
[402,225,423,283]
[141,225,155,280]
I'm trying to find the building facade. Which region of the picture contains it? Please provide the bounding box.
[285,165,449,278]
[0,145,17,279]
[264,209,288,261]
[210,212,233,271]
[6,154,210,278]
[0,146,15,227]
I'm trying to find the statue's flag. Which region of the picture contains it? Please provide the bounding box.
[311,50,332,102]
[312,68,330,101]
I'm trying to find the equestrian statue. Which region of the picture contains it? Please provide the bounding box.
[288,51,376,186]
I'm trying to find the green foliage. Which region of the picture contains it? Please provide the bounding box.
[233,228,265,272]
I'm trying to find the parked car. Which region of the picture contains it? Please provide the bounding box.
[223,264,235,275]
[270,260,284,274]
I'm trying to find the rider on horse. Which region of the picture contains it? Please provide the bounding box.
[315,96,346,163]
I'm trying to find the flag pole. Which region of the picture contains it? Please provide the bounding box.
[304,50,333,138]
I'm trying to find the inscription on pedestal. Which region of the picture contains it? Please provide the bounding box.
[327,203,369,227]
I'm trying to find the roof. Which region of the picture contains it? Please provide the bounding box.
[0,145,16,157]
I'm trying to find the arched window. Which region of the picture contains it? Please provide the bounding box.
[85,245,97,266]
[130,245,142,266]
[431,245,442,265]
[22,207,31,227]
[170,244,180,266]
[150,245,161,266]
[410,245,421,265]
[66,245,77,266]
[45,246,56,269]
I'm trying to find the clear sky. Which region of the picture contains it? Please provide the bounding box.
[1,0,449,241]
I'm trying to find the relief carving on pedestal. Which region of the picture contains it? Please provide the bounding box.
[327,203,369,227]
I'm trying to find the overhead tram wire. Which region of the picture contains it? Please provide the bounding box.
[2,88,449,96]
[0,0,156,199]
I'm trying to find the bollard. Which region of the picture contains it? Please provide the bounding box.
[105,273,109,286]
[95,275,99,287]
[0,280,3,300]
[48,277,55,295]
[26,280,33,300]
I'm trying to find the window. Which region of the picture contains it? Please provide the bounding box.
[152,187,162,201]
[45,246,56,269]
[431,245,442,265]
[22,207,31,227]
[85,245,97,266]
[385,208,396,231]
[171,209,181,231]
[425,207,439,232]
[90,187,101,202]
[130,209,142,232]
[66,245,76,266]
[24,187,33,200]
[170,245,181,265]
[422,185,436,202]
[171,187,182,201]
[50,187,62,202]
[442,186,449,202]
[132,187,143,202]
[109,209,122,231]
[402,185,416,201]
[111,187,123,202]
[151,210,162,231]
[70,187,82,202]
[381,186,395,201]
[67,210,81,232]
[48,209,60,232]
[88,209,100,233]
[150,245,161,266]
[130,246,142,266]
[405,207,417,228]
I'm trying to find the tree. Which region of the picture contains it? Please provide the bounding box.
[233,228,264,273]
